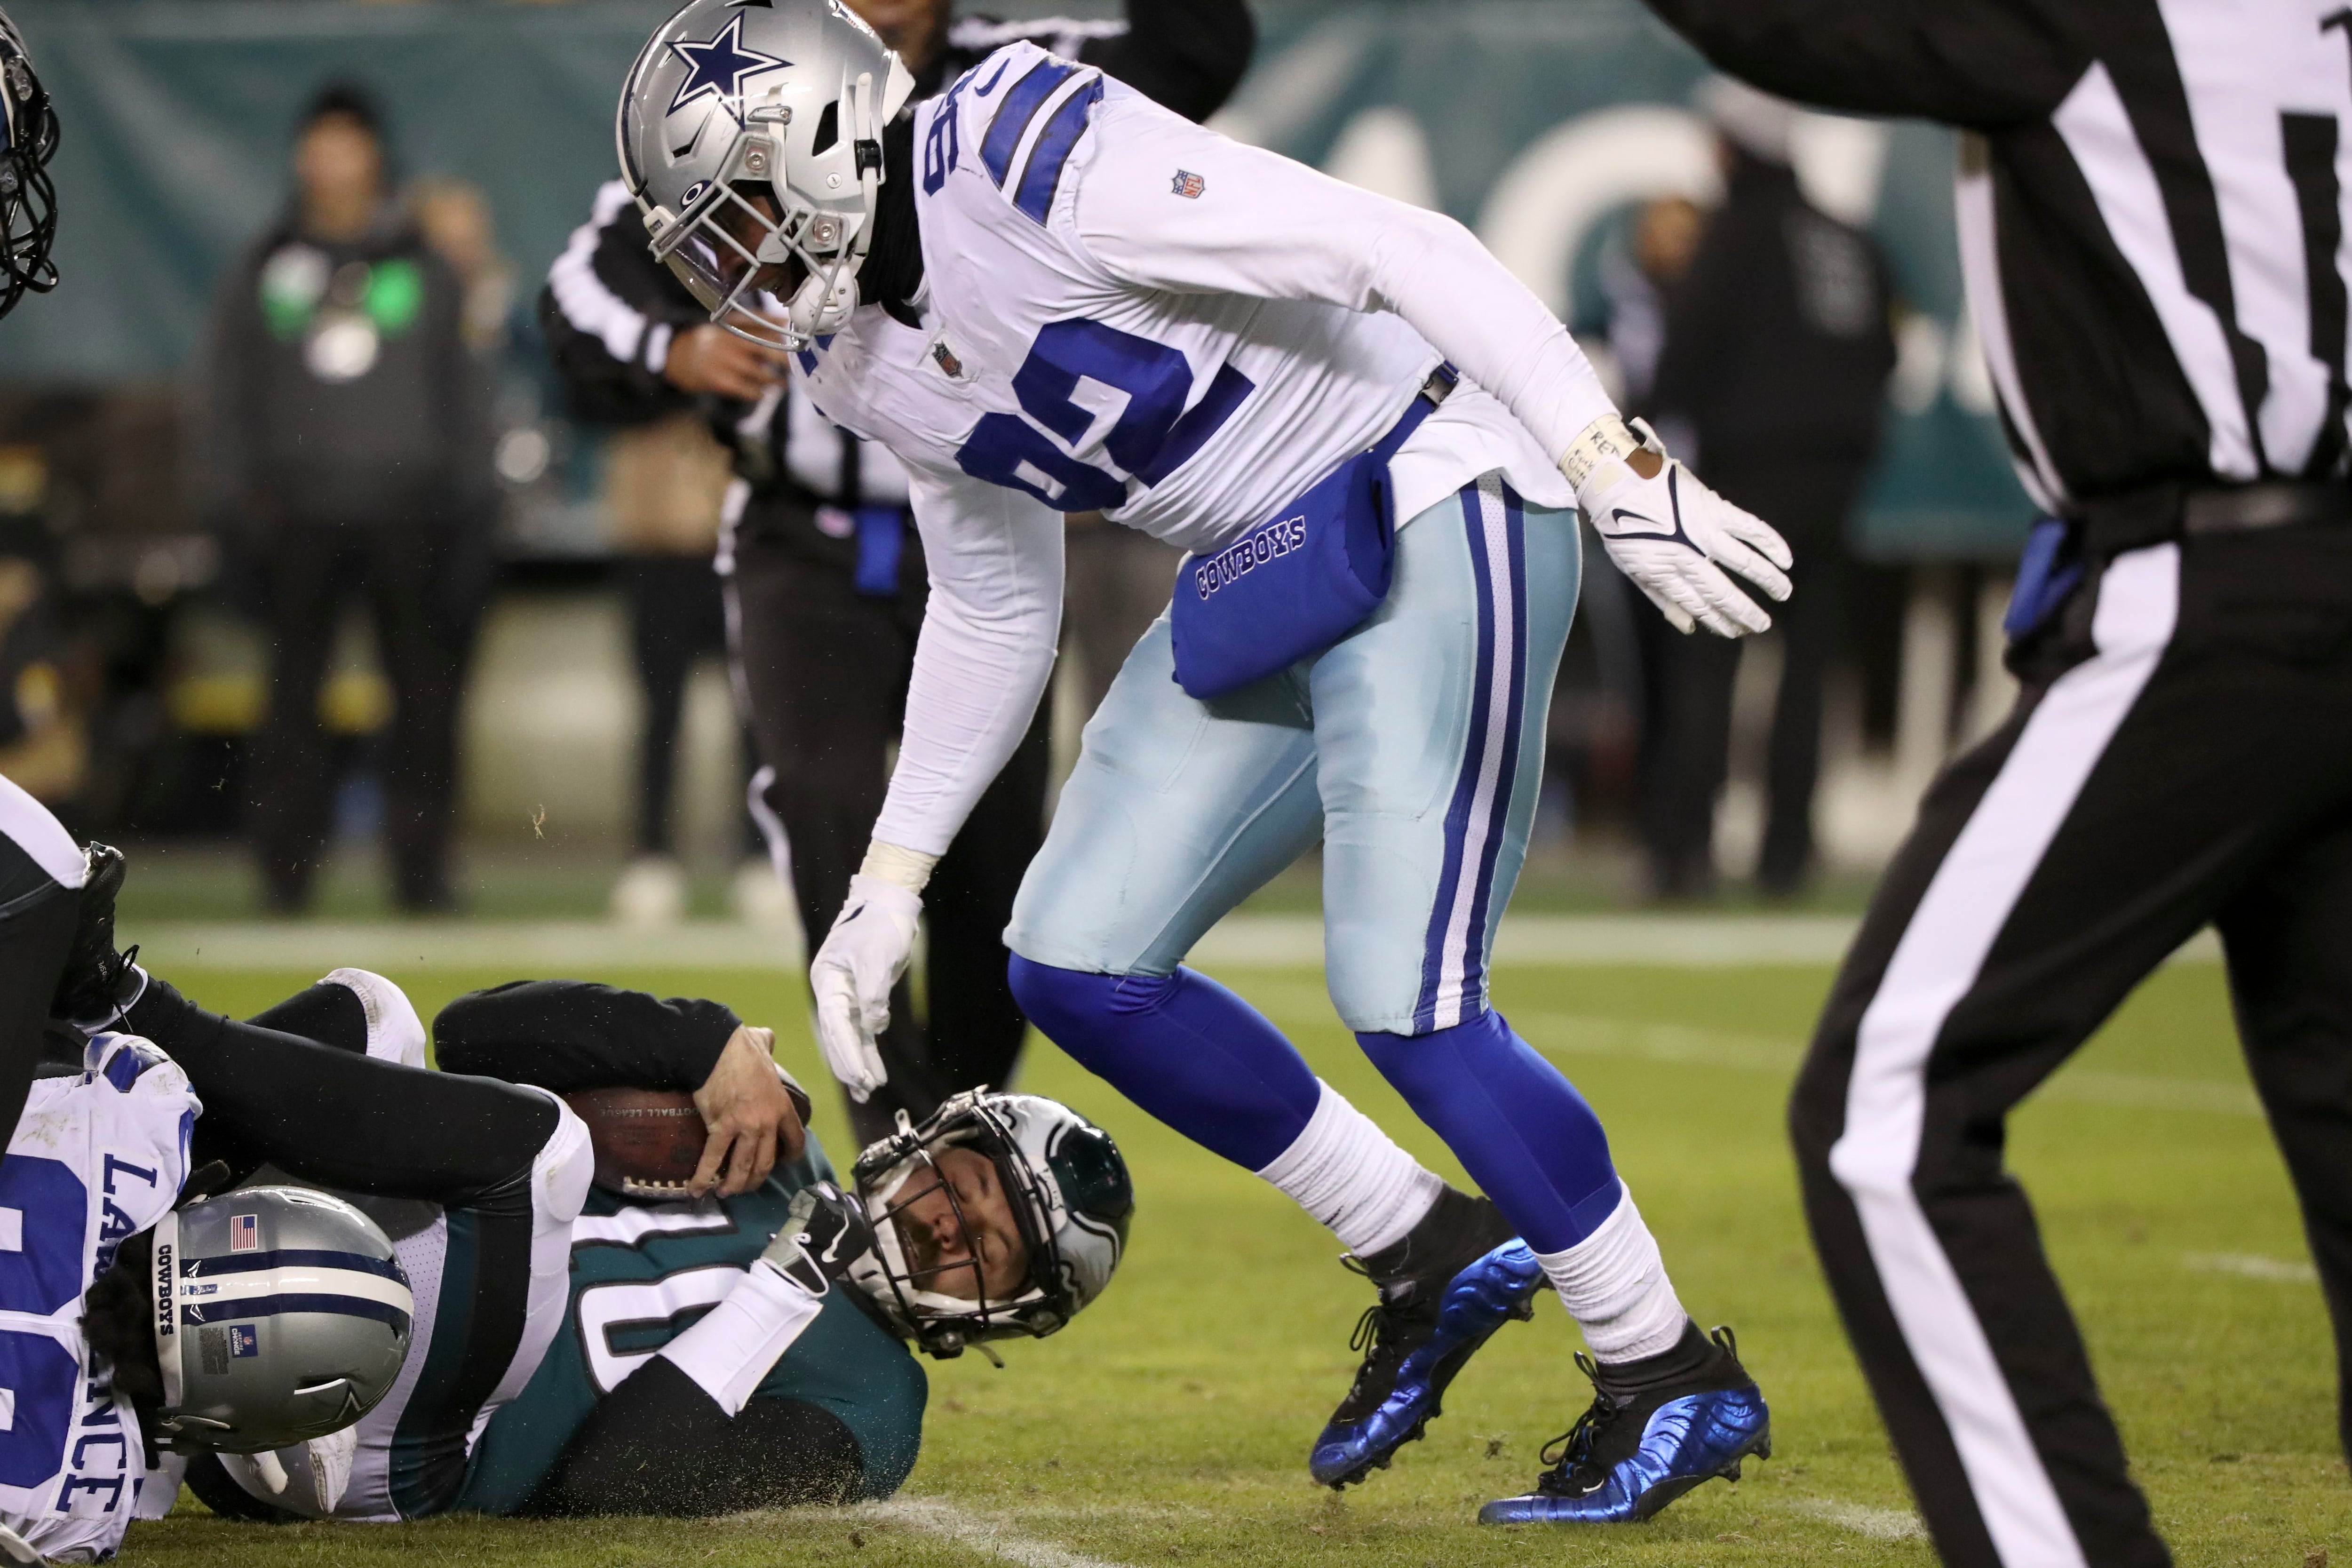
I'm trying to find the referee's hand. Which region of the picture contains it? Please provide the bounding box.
[663,323,791,400]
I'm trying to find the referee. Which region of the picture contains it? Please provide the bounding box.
[1640,2,2351,1564]
[542,0,1253,1145]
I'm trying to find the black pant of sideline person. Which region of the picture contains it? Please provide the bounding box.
[727,522,1050,1149]
[250,516,481,913]
[1791,515,2352,1568]
[1639,460,1860,896]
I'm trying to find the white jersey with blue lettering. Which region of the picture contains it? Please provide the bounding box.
[0,1035,196,1563]
[797,41,1618,854]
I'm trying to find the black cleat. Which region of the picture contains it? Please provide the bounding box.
[1479,1322,1770,1525]
[50,843,139,1026]
[1309,1187,1543,1488]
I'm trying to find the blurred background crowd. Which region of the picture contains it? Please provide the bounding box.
[0,0,2033,930]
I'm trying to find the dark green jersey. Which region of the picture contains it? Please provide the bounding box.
[454,1135,926,1514]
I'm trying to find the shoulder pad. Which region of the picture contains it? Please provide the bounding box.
[923,43,1103,226]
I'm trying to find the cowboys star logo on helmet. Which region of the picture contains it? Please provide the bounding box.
[619,0,914,351]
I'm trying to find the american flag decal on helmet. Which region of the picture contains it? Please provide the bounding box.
[1171,169,1205,199]
[230,1213,258,1252]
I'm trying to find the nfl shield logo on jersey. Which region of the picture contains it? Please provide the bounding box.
[1171,169,1205,199]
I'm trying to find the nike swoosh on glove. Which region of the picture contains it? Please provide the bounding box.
[1571,417,1793,637]
[810,872,921,1102]
[762,1181,878,1297]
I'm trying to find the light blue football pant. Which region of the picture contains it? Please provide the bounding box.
[1008,476,1579,1034]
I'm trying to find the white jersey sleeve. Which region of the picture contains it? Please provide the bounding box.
[0,1035,197,1563]
[871,467,1065,857]
[1066,103,1616,466]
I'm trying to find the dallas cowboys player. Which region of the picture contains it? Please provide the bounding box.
[619,0,1784,1523]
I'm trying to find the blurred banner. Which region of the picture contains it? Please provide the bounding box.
[0,0,2030,561]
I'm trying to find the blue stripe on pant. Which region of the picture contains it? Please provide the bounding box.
[1008,474,1574,1033]
[1008,476,1629,1247]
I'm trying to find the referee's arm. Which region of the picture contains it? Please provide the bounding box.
[1079,0,1255,123]
[1639,0,2079,127]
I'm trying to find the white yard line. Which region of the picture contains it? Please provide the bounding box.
[128,912,2226,974]
[863,1499,1142,1568]
[2182,1252,2318,1284]
[1784,1496,1926,1541]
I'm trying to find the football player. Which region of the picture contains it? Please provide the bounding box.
[618,0,1785,1524]
[143,973,1130,1522]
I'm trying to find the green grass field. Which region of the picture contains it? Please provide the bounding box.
[120,956,2348,1567]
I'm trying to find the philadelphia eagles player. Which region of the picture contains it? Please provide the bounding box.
[156,973,1130,1521]
[618,0,1783,1525]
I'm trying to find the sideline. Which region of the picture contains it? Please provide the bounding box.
[127,911,2225,974]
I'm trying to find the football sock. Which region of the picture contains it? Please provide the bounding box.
[1356,1009,1620,1253]
[1533,1183,1691,1364]
[1009,956,1320,1169]
[660,1262,827,1415]
[1255,1080,1442,1256]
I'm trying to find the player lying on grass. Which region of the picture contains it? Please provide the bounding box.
[52,932,1130,1527]
[157,971,1130,1522]
[0,828,594,1560]
[619,0,1781,1525]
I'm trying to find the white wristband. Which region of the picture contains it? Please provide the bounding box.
[1559,412,1645,492]
[858,839,938,895]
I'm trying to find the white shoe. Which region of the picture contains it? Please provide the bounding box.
[611,855,689,927]
[319,968,427,1068]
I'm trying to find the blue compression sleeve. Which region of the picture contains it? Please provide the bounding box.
[1357,1010,1621,1253]
[1009,957,1320,1170]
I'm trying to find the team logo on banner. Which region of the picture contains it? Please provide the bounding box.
[1170,170,1205,199]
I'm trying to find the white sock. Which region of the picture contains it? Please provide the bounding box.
[657,1261,826,1416]
[1535,1184,1689,1363]
[1255,1081,1442,1257]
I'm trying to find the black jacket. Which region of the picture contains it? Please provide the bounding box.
[192,207,493,531]
[1650,153,1895,475]
[538,0,1255,575]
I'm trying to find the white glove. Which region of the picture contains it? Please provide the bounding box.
[218,1425,358,1519]
[1565,415,1793,637]
[810,871,922,1102]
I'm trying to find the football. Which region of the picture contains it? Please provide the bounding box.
[564,1087,707,1198]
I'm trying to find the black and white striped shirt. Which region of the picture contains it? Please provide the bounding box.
[1645,0,2350,519]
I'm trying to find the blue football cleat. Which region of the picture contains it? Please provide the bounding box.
[1311,1191,1543,1488]
[1478,1324,1770,1525]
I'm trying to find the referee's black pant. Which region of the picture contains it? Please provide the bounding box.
[1792,527,2352,1568]
[726,524,1051,1149]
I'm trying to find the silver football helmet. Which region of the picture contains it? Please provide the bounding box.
[150,1186,413,1454]
[0,6,58,319]
[849,1089,1133,1359]
[618,0,914,351]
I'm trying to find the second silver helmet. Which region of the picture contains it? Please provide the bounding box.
[150,1186,412,1453]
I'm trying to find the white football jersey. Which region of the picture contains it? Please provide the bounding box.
[819,41,1610,854]
[0,1035,196,1563]
[795,42,1571,559]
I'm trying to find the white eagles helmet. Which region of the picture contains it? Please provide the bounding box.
[848,1089,1133,1359]
[150,1186,413,1453]
[618,0,914,351]
[0,5,58,319]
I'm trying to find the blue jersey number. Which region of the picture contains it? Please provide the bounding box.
[955,319,1253,510]
[0,1154,90,1487]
